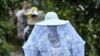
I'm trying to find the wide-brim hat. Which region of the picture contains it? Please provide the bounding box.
[25,7,39,15]
[36,12,69,25]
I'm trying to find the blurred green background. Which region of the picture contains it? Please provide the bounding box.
[0,0,100,56]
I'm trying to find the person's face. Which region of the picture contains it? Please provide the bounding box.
[47,26,60,47]
[47,26,59,41]
[21,1,31,10]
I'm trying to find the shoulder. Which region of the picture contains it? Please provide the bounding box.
[16,10,23,17]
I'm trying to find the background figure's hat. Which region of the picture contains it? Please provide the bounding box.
[25,7,45,25]
[25,7,39,16]
[36,12,69,25]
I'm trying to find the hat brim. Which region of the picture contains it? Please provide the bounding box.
[25,10,39,15]
[25,12,32,15]
[36,19,69,25]
[26,12,39,15]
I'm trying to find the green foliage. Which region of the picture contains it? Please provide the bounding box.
[0,20,16,56]
[0,0,29,56]
[0,0,21,19]
[0,25,9,56]
[0,0,100,56]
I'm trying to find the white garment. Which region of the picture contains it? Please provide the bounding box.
[16,10,27,38]
[22,22,85,56]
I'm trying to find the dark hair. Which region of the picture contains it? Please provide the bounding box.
[31,15,38,18]
[19,0,27,3]
[19,0,25,2]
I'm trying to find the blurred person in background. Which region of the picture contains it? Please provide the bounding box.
[15,0,31,44]
[24,7,39,41]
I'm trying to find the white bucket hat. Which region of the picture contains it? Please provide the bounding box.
[36,12,69,25]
